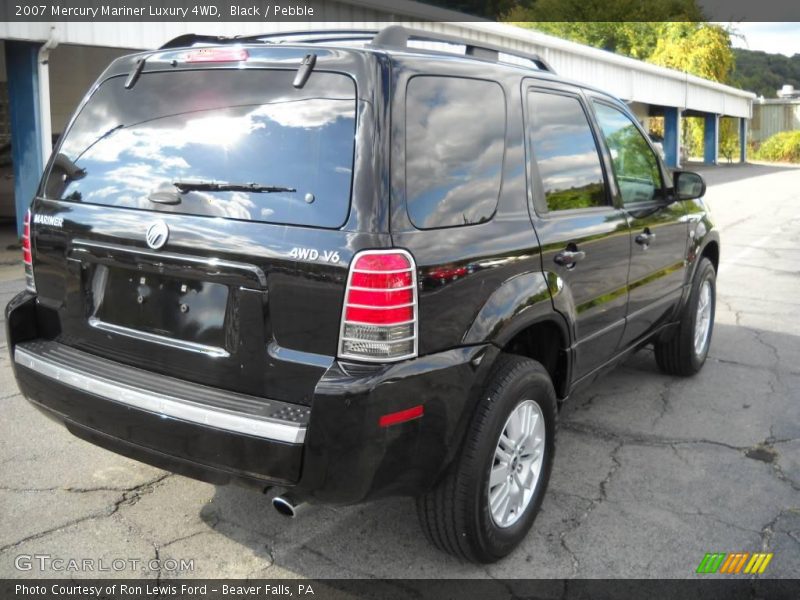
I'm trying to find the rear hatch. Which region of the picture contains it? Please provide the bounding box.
[30,47,380,405]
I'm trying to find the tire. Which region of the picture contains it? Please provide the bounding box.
[416,354,557,563]
[654,257,716,376]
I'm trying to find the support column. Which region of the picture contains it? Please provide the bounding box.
[5,41,44,237]
[703,113,719,165]
[663,106,681,168]
[739,118,748,163]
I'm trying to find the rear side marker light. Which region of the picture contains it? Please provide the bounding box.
[379,405,424,428]
[338,249,418,362]
[183,48,249,63]
[22,209,36,293]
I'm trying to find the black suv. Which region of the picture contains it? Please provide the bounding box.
[6,26,718,563]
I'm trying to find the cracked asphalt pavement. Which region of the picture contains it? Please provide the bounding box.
[1,163,798,579]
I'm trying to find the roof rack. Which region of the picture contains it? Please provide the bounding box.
[158,25,556,74]
[158,30,379,50]
[368,26,555,74]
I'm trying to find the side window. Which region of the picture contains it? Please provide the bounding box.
[592,101,664,205]
[527,91,607,212]
[405,76,505,229]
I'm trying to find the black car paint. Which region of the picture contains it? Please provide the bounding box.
[6,41,719,504]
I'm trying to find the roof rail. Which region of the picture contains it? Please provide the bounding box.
[369,25,555,74]
[157,26,556,74]
[242,30,379,44]
[158,30,379,50]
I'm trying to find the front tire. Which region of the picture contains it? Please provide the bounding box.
[654,257,716,376]
[416,354,557,563]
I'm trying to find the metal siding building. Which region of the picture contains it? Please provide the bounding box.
[0,14,756,120]
[0,0,756,233]
[751,100,800,143]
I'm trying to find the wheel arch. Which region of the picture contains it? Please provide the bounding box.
[679,227,720,313]
[463,271,572,399]
[688,226,720,282]
[700,238,720,272]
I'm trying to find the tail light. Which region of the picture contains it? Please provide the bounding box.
[338,249,418,362]
[22,209,36,292]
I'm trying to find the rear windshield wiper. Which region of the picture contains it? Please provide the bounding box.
[173,181,296,194]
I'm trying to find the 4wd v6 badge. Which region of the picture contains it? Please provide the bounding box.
[289,247,340,264]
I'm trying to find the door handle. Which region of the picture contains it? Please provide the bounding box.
[554,249,586,267]
[635,229,656,246]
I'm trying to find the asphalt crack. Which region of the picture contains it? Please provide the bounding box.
[759,510,785,553]
[650,379,677,428]
[151,543,162,585]
[557,442,623,577]
[708,356,799,378]
[158,530,207,552]
[0,473,171,552]
[560,420,746,451]
[298,543,377,579]
[564,421,800,505]
[752,329,780,366]
[670,507,761,536]
[0,508,117,553]
[105,473,173,512]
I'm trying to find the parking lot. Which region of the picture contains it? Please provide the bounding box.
[1,162,798,580]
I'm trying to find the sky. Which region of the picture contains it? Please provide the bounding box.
[724,23,800,57]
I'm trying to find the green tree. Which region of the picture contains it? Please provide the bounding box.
[753,130,800,163]
[504,11,739,162]
[719,118,740,163]
[503,22,661,58]
[730,48,800,99]
[504,1,704,59]
[648,23,735,158]
[504,0,703,25]
[649,23,734,83]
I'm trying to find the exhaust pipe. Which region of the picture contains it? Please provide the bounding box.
[272,492,307,518]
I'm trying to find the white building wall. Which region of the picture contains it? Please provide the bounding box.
[442,21,754,118]
[0,0,755,119]
[48,45,134,133]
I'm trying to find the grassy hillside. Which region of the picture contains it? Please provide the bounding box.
[731,48,800,98]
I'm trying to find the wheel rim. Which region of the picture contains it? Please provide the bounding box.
[694,280,713,356]
[488,399,545,529]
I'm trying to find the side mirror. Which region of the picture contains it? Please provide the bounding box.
[673,170,706,201]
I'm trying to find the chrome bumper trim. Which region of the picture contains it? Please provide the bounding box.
[14,346,306,444]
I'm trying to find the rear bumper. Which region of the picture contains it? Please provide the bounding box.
[13,340,306,487]
[7,291,497,504]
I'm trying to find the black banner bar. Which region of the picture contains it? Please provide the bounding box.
[3,579,800,600]
[2,0,800,22]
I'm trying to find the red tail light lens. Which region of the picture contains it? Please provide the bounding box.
[22,209,36,292]
[338,250,418,362]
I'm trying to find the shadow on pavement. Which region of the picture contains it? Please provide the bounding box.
[689,162,800,187]
[196,322,800,579]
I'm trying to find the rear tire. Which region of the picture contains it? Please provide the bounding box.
[416,354,557,563]
[654,257,716,376]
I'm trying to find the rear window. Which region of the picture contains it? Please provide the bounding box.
[43,68,357,228]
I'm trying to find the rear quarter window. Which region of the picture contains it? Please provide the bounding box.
[404,76,506,229]
[43,68,356,229]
